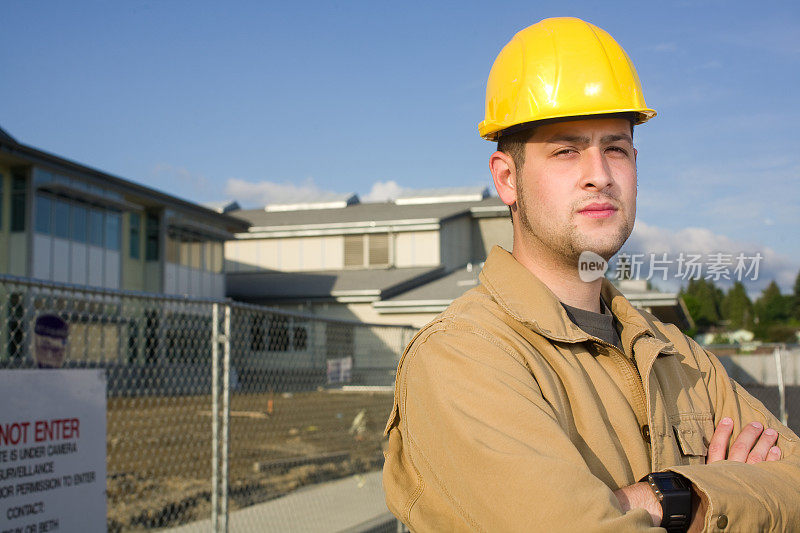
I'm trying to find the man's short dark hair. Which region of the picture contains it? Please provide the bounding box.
[497,128,536,175]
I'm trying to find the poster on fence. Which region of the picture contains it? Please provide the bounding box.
[0,370,107,532]
[327,357,353,384]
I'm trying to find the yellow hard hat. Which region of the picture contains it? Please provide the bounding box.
[478,17,656,141]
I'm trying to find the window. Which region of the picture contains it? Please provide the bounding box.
[179,235,191,267]
[89,209,104,247]
[344,235,364,267]
[344,233,391,267]
[189,239,202,269]
[293,325,308,350]
[268,315,290,351]
[53,199,70,239]
[11,174,26,232]
[0,174,4,230]
[166,230,179,264]
[72,204,87,243]
[369,233,390,266]
[145,213,160,261]
[35,195,52,234]
[204,241,213,273]
[212,242,223,273]
[203,240,224,273]
[129,212,141,259]
[105,212,121,250]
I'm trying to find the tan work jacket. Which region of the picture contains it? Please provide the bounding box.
[383,247,800,532]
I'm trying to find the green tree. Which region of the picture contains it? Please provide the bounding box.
[793,270,800,320]
[680,278,723,330]
[721,281,753,330]
[754,281,791,325]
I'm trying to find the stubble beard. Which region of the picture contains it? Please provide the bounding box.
[516,191,633,267]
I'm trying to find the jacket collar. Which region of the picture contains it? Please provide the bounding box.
[479,246,678,354]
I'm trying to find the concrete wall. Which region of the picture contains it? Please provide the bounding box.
[472,216,512,262]
[720,349,800,386]
[32,233,121,288]
[226,235,345,272]
[164,262,224,298]
[439,217,471,271]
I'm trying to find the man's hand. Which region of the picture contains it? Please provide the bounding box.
[687,418,782,532]
[615,418,784,529]
[707,417,782,464]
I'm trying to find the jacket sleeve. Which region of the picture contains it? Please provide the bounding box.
[383,322,660,532]
[666,341,800,532]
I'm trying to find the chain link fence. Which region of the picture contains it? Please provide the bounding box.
[1,274,798,532]
[0,274,415,532]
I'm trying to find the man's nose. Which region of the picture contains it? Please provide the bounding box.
[580,148,614,191]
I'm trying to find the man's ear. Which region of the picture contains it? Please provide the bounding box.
[490,150,517,207]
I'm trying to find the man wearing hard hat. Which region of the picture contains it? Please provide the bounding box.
[383,17,800,532]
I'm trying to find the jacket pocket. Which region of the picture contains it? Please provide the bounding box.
[671,415,713,465]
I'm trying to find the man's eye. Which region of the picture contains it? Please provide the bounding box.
[555,148,576,156]
[607,146,629,155]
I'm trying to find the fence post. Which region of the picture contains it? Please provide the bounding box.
[220,304,231,532]
[774,347,788,426]
[211,303,220,532]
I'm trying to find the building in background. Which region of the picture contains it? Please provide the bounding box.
[0,125,248,298]
[226,187,692,329]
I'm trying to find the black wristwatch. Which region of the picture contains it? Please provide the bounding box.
[641,472,692,533]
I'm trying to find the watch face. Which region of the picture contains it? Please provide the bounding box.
[659,477,677,490]
[651,472,690,491]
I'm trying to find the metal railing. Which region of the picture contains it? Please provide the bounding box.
[0,274,415,532]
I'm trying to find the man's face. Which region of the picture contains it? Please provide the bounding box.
[514,118,637,264]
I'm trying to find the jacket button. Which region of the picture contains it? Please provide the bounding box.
[641,425,651,443]
[716,514,728,529]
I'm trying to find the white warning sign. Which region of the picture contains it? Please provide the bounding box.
[0,370,106,532]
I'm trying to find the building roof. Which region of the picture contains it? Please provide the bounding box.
[374,264,693,329]
[395,186,488,205]
[0,126,16,143]
[233,196,507,231]
[374,263,482,311]
[0,124,249,233]
[226,266,444,304]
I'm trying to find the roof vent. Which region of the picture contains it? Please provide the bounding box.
[265,193,360,212]
[394,186,489,205]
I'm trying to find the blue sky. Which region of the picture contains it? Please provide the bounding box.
[2,1,798,293]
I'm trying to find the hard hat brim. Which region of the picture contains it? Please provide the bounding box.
[479,109,657,142]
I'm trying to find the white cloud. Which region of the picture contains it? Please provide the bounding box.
[224,177,340,207]
[362,180,405,202]
[617,221,799,295]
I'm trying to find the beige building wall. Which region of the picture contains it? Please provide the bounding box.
[0,167,10,273]
[226,235,344,272]
[440,217,472,271]
[8,233,27,276]
[394,230,439,268]
[294,301,434,329]
[0,165,28,276]
[122,211,145,291]
[472,217,512,261]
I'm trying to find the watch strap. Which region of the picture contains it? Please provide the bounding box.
[640,472,691,533]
